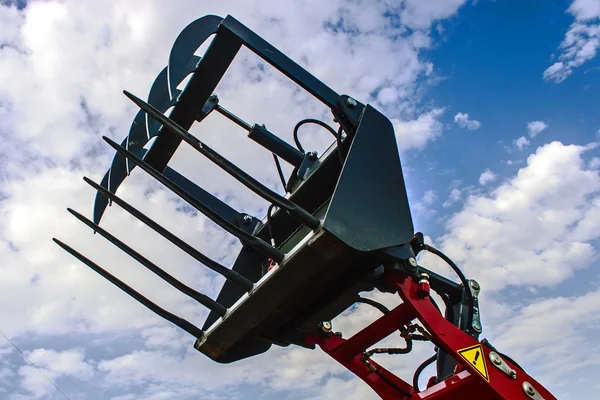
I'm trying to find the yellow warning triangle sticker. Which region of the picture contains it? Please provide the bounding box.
[457,344,490,382]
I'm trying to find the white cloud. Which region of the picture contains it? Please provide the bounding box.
[393,108,445,151]
[543,0,600,83]
[568,0,600,21]
[478,169,497,185]
[412,189,437,218]
[527,120,548,138]
[442,188,462,208]
[453,112,481,130]
[25,348,94,380]
[440,141,600,292]
[18,348,94,397]
[513,136,530,150]
[488,288,600,397]
[400,0,469,29]
[422,189,437,205]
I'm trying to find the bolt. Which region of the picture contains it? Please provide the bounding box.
[320,321,332,333]
[523,382,535,396]
[473,307,479,314]
[489,352,502,366]
[307,151,318,161]
[509,369,517,379]
[408,257,418,269]
[472,320,482,332]
[210,93,218,101]
[346,97,357,108]
[242,215,252,224]
[470,280,480,291]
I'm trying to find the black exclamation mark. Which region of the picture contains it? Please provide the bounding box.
[473,351,480,366]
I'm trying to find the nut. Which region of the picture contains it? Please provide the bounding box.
[523,382,536,396]
[320,321,332,333]
[490,352,502,366]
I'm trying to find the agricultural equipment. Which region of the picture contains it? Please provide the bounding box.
[54,15,557,399]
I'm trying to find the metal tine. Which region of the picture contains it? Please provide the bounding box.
[52,238,204,338]
[67,208,228,316]
[122,90,321,231]
[102,136,285,263]
[83,177,254,292]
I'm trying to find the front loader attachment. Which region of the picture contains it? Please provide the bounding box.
[54,14,558,400]
[55,14,414,363]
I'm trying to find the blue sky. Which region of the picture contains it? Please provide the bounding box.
[408,0,600,236]
[1,0,600,399]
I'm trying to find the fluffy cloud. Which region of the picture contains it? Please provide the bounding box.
[478,169,497,185]
[442,188,462,208]
[400,0,469,29]
[543,0,600,83]
[488,288,600,398]
[527,120,548,138]
[17,348,94,398]
[453,112,481,130]
[440,141,600,292]
[393,108,445,151]
[412,189,438,219]
[514,135,530,150]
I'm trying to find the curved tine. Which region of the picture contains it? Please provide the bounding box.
[168,15,223,100]
[68,208,227,316]
[123,91,321,231]
[52,238,204,338]
[101,137,285,263]
[93,171,111,224]
[108,137,135,193]
[146,65,171,141]
[147,56,201,139]
[123,109,148,176]
[84,176,253,292]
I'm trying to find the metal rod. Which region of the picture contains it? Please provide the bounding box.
[67,208,228,316]
[52,238,204,338]
[215,105,252,131]
[84,177,254,292]
[102,136,285,263]
[123,90,321,230]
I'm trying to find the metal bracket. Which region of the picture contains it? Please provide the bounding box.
[296,152,318,180]
[197,93,219,121]
[523,381,546,400]
[489,351,517,379]
[469,280,482,333]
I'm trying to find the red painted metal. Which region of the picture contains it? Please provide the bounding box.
[417,276,430,298]
[306,269,558,400]
[306,334,414,399]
